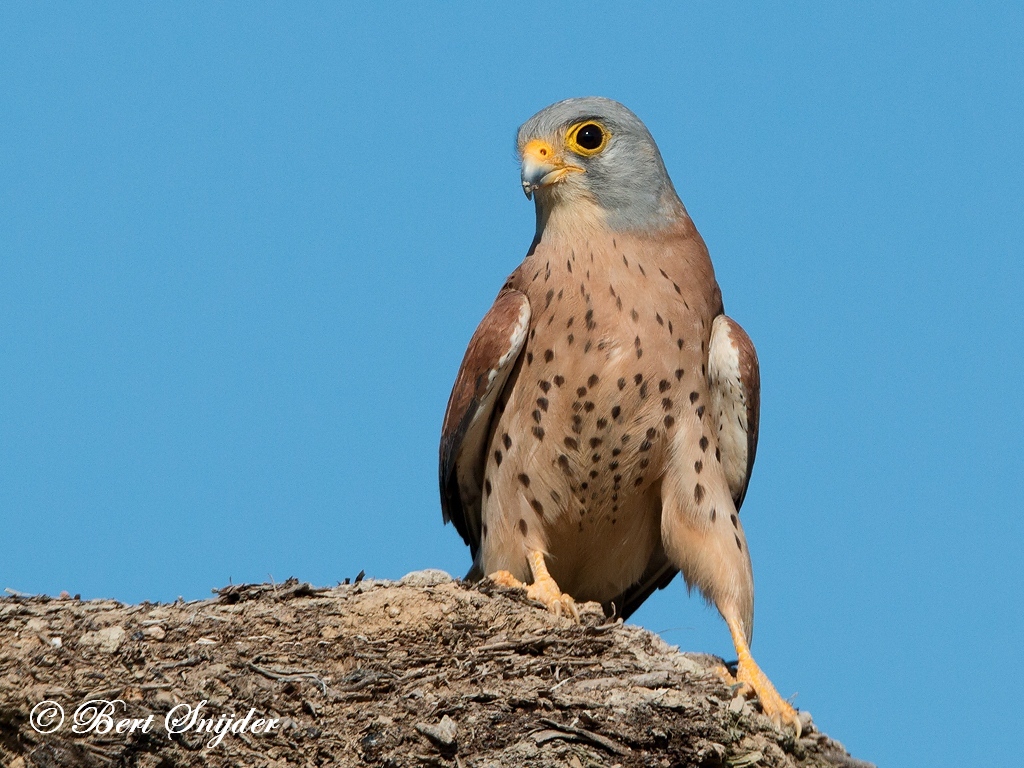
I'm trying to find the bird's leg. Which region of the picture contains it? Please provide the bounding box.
[718,609,801,736]
[487,551,578,620]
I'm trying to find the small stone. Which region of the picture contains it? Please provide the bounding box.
[79,626,126,653]
[416,714,458,749]
[399,569,454,587]
[143,625,166,641]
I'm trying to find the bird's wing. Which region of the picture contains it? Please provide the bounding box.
[605,314,760,620]
[439,289,531,567]
[707,314,760,509]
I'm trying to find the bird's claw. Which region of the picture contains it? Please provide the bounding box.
[715,661,802,737]
[525,576,579,621]
[485,560,579,622]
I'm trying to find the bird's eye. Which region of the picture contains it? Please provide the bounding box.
[576,124,603,149]
[567,121,609,156]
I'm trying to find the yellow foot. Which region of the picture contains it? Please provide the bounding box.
[486,551,578,621]
[723,615,802,737]
[487,570,527,589]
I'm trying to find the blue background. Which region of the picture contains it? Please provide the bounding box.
[2,4,1021,765]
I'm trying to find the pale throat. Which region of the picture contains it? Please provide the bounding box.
[533,193,609,245]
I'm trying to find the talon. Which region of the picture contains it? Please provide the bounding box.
[524,551,579,621]
[486,570,527,590]
[725,614,801,737]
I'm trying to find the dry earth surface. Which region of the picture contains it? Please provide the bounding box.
[0,571,873,768]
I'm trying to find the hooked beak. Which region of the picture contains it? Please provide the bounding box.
[520,139,583,199]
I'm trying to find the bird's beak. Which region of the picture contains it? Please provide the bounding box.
[520,139,583,199]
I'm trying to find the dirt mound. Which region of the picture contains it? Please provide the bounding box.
[0,571,871,767]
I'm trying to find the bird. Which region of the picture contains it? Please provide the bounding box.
[439,97,799,732]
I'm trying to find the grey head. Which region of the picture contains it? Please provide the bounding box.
[517,97,685,232]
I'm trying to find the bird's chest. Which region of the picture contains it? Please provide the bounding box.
[499,253,708,524]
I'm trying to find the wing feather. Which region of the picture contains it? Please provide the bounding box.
[708,315,760,508]
[439,289,531,565]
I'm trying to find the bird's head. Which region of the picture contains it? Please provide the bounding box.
[516,97,684,233]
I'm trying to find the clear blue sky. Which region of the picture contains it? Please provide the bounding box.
[2,4,1021,765]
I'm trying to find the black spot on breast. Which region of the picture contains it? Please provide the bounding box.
[631,308,639,321]
[519,519,528,535]
[694,460,703,473]
[545,289,554,308]
[550,489,561,503]
[639,439,652,452]
[591,453,602,463]
[639,381,649,399]
[589,469,598,479]
[621,433,631,443]
[611,447,621,457]
[485,480,492,496]
[664,415,675,428]
[494,450,503,465]
[589,437,602,449]
[677,339,684,350]
[662,398,673,410]
[532,426,545,440]
[617,378,626,390]
[567,316,575,328]
[531,499,545,516]
[694,484,705,503]
[588,374,599,387]
[583,401,595,413]
[557,454,572,474]
[611,406,621,420]
[595,417,608,429]
[572,415,583,433]
[646,427,657,439]
[675,368,685,380]
[583,340,592,353]
[735,535,743,552]
[699,436,709,451]
[659,380,671,392]
[710,508,717,522]
[585,309,595,330]
[634,373,643,386]
[537,397,548,411]
[656,313,664,325]
[565,435,579,451]
[696,405,705,419]
[554,375,565,387]
[577,386,587,397]
[567,333,574,345]
[526,352,533,364]
[715,447,722,462]
[689,391,700,404]
[608,460,619,470]
[517,473,530,487]
[731,513,739,529]
[539,380,551,393]
[502,433,512,449]
[532,410,542,423]
[634,476,644,487]
[482,523,488,538]
[544,349,554,363]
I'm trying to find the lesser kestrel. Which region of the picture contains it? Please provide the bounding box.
[440,97,799,731]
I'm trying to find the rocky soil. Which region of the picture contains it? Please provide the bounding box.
[0,571,872,768]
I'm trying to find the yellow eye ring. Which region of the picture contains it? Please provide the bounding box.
[566,121,609,156]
